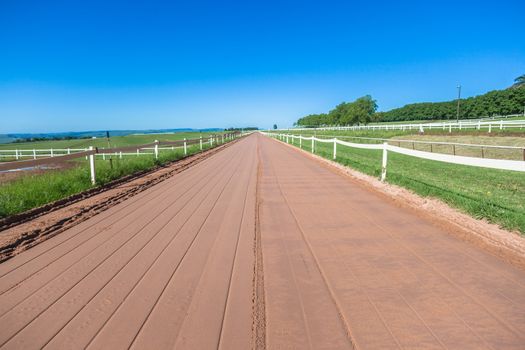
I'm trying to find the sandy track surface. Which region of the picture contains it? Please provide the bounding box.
[1,133,524,349]
[0,136,257,349]
[258,134,525,349]
[0,139,239,262]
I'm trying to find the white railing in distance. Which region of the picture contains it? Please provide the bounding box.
[264,133,525,181]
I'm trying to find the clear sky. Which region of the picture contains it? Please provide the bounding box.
[1,0,524,133]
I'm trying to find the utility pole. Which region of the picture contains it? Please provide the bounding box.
[106,131,113,169]
[456,85,461,122]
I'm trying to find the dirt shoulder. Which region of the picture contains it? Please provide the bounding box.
[0,140,240,262]
[276,138,525,270]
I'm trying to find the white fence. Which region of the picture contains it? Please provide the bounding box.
[0,134,230,160]
[286,115,525,133]
[0,133,240,185]
[264,133,525,181]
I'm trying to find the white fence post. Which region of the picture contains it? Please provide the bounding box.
[333,138,337,159]
[67,148,71,155]
[299,135,302,148]
[154,140,159,159]
[184,138,187,155]
[15,149,19,160]
[50,148,54,157]
[33,149,36,160]
[311,137,315,153]
[137,149,140,156]
[120,151,122,159]
[102,152,106,160]
[89,146,96,185]
[488,124,492,133]
[200,136,203,150]
[381,142,388,182]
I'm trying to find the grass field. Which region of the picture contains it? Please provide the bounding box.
[0,131,230,163]
[390,134,525,160]
[0,135,223,218]
[284,135,525,234]
[0,131,225,151]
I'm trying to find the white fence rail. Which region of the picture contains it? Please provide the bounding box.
[272,133,525,161]
[264,133,525,181]
[0,133,240,185]
[0,135,228,160]
[285,115,525,133]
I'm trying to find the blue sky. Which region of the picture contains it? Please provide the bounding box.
[1,0,524,133]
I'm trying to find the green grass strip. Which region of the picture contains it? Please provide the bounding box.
[0,143,214,218]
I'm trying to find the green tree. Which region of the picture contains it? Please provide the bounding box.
[513,74,525,88]
[273,124,278,130]
[342,95,377,125]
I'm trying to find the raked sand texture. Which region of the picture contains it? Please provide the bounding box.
[0,133,524,349]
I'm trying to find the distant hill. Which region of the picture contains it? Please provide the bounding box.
[0,135,16,144]
[0,128,223,144]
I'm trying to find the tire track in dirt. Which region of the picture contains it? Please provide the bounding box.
[252,143,266,350]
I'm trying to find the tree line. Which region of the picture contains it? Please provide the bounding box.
[12,136,91,143]
[296,95,378,127]
[295,81,525,127]
[377,86,525,122]
[224,127,259,131]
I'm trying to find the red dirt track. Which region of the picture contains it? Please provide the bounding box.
[1,133,524,349]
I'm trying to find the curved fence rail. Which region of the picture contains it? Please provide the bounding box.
[264,133,525,182]
[0,133,240,184]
